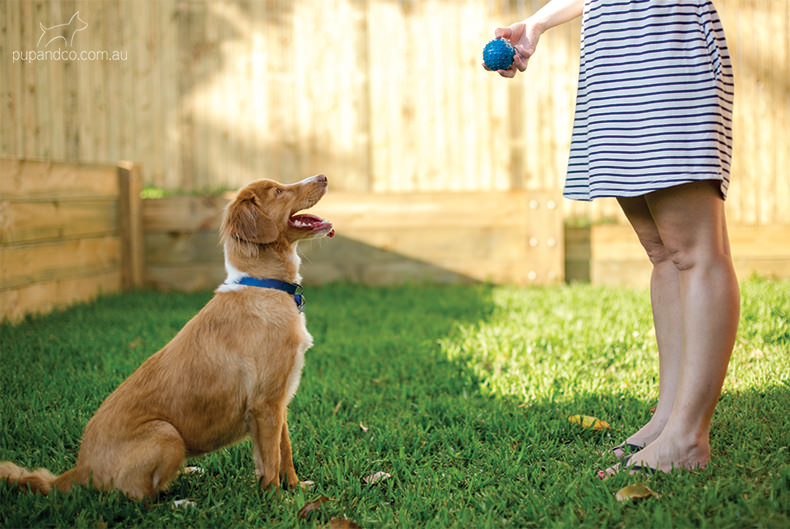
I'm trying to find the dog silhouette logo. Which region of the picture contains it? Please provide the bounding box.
[37,11,88,49]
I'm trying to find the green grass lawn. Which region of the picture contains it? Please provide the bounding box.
[1,279,789,528]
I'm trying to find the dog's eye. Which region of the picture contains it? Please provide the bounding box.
[274,188,283,197]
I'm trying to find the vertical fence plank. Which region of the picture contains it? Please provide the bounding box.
[176,2,197,192]
[772,0,790,224]
[81,1,99,163]
[159,0,181,189]
[119,0,135,162]
[0,1,11,157]
[47,1,67,160]
[20,1,37,158]
[10,0,24,158]
[132,1,153,183]
[201,1,221,191]
[753,2,771,225]
[350,0,373,191]
[97,0,115,165]
[117,161,144,290]
[33,2,52,160]
[368,0,401,191]
[146,1,163,186]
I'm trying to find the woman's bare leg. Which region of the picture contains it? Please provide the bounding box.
[610,195,685,457]
[602,181,739,475]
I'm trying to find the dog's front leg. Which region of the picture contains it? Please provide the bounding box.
[245,403,283,489]
[279,419,299,488]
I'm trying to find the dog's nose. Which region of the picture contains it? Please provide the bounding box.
[314,174,327,184]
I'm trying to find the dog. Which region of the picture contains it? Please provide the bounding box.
[37,11,88,49]
[0,175,334,500]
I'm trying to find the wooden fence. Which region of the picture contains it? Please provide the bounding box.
[142,191,790,292]
[0,159,143,322]
[2,156,787,323]
[1,1,789,318]
[144,189,564,291]
[1,0,788,225]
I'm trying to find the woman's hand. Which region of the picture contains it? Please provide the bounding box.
[485,21,542,78]
[486,0,584,78]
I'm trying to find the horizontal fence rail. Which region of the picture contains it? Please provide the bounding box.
[0,159,143,322]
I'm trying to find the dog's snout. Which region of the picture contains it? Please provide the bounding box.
[298,174,327,187]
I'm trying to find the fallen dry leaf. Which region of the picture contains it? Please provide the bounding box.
[359,422,369,433]
[616,483,662,502]
[363,470,392,486]
[172,499,197,509]
[182,466,204,475]
[298,496,333,519]
[568,414,611,430]
[327,519,363,529]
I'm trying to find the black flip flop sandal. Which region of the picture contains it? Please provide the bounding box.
[622,454,657,475]
[608,441,644,459]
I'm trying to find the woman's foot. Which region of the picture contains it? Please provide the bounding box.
[597,435,711,479]
[604,416,666,460]
[598,454,656,479]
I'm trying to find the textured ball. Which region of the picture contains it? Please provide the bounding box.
[483,38,515,71]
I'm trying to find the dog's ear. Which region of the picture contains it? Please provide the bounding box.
[222,192,279,246]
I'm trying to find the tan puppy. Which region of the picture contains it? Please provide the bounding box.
[0,175,334,500]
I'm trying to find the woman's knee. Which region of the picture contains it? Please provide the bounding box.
[645,182,730,272]
[660,231,729,273]
[617,196,674,266]
[663,244,699,272]
[631,221,714,271]
[643,239,674,266]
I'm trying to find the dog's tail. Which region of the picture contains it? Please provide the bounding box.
[0,461,80,495]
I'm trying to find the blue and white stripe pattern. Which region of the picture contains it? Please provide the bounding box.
[564,0,734,201]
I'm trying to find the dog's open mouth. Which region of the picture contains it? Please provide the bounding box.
[289,214,335,238]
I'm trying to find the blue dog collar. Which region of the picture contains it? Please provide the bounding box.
[235,277,305,312]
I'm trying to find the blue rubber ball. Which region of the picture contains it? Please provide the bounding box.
[483,38,515,71]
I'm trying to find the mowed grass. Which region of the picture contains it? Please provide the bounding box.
[1,279,788,528]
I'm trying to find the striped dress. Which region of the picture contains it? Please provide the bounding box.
[564,0,734,201]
